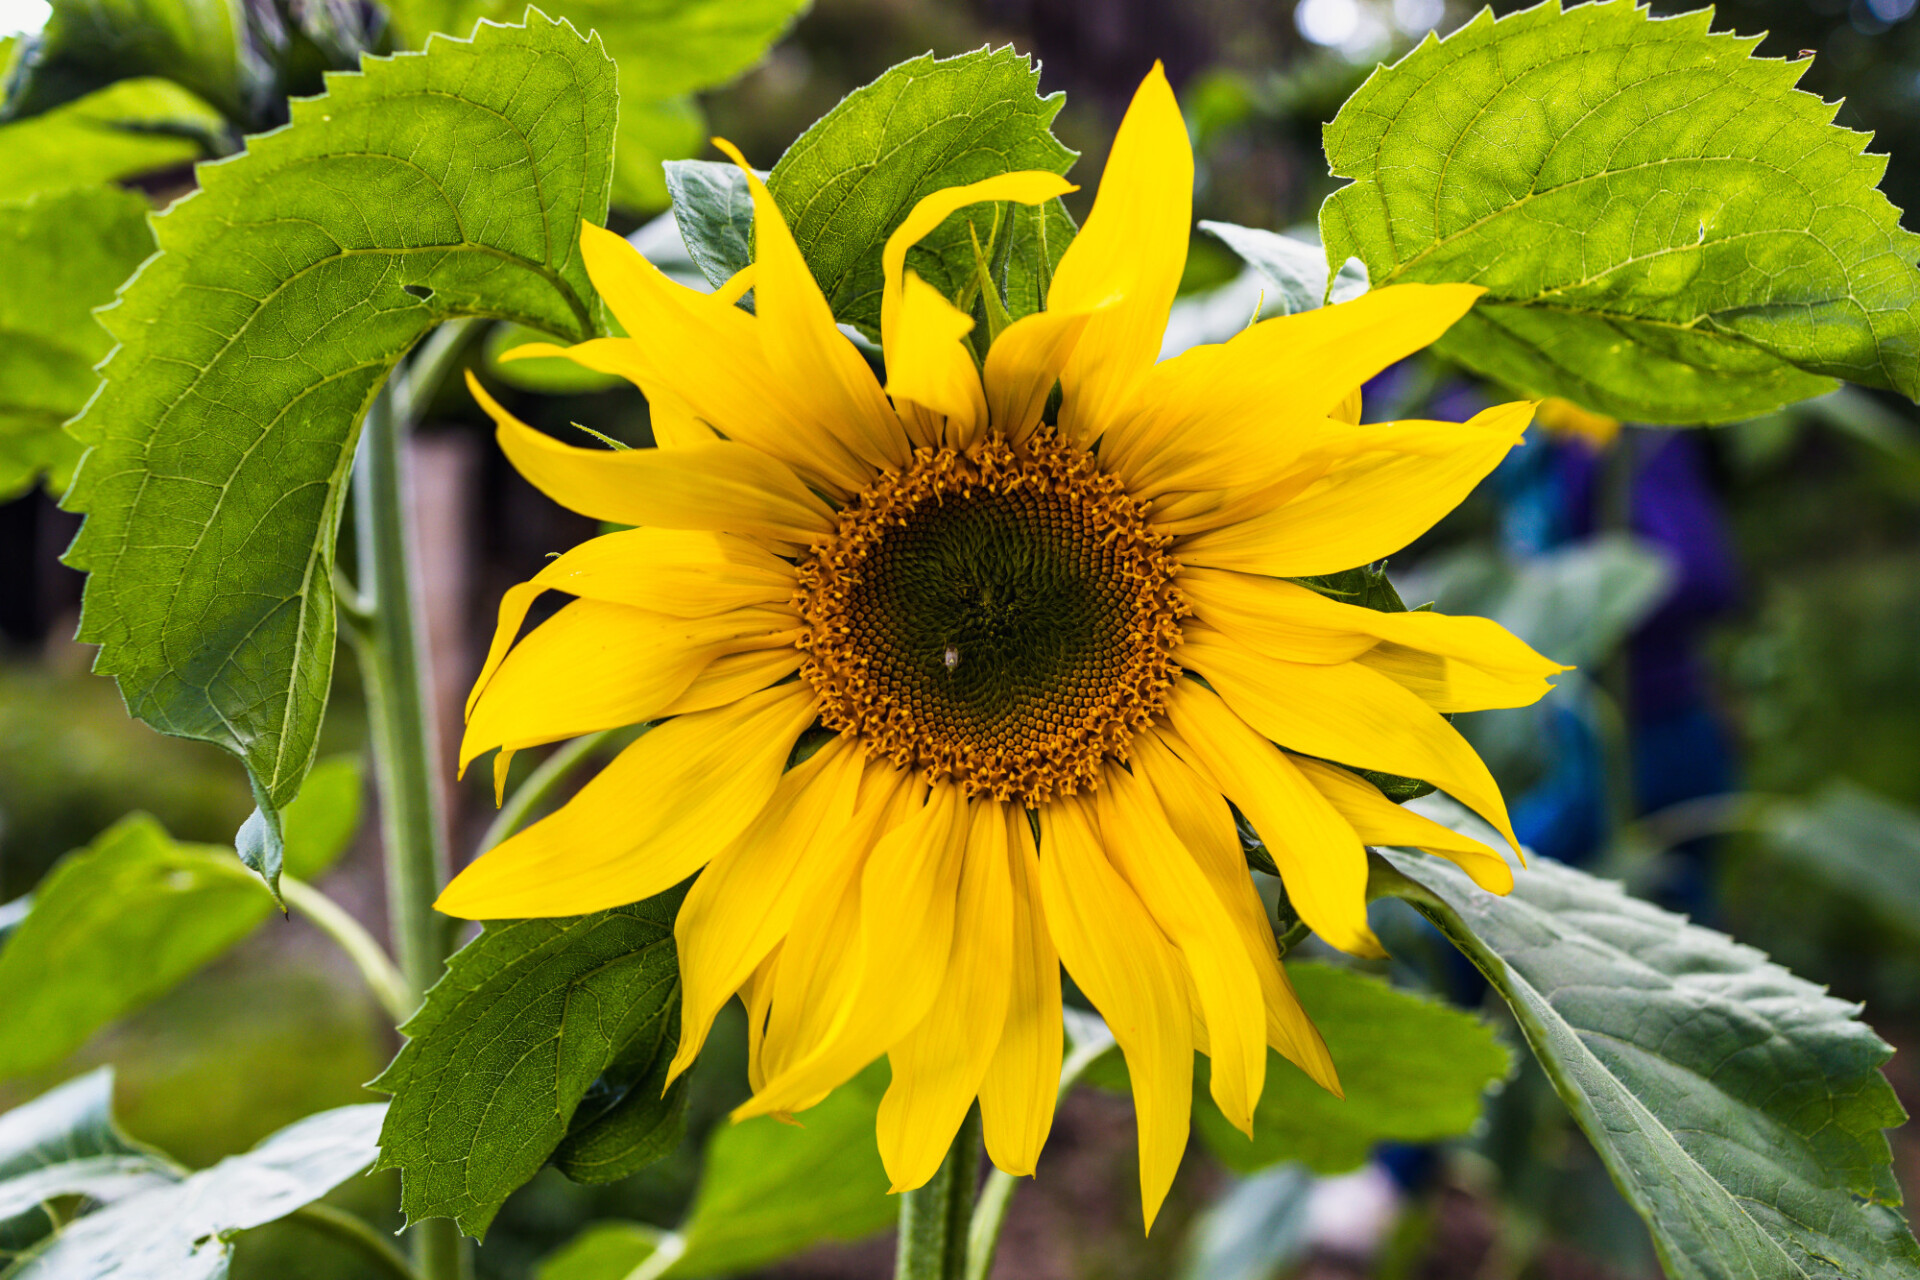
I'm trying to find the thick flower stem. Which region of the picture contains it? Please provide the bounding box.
[351,377,469,1280]
[895,1108,983,1280]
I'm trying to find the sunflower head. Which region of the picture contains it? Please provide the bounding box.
[439,62,1561,1229]
[797,429,1186,802]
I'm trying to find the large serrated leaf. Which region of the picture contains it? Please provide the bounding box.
[60,12,615,884]
[371,890,685,1239]
[1320,0,1920,423]
[766,45,1077,341]
[1380,846,1920,1280]
[5,1101,385,1280]
[0,186,154,500]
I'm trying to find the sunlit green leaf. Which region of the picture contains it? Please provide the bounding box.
[1,0,258,125]
[765,45,1077,341]
[385,0,803,98]
[61,13,616,892]
[662,1060,892,1277]
[1380,847,1920,1280]
[0,77,224,199]
[7,1101,385,1279]
[0,816,267,1080]
[371,889,684,1238]
[0,187,153,500]
[1320,0,1920,423]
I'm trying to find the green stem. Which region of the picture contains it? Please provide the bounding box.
[897,1108,982,1280]
[476,729,619,854]
[963,1016,1115,1280]
[288,1203,421,1280]
[281,876,413,1024]
[351,371,470,1280]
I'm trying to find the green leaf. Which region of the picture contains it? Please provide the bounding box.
[765,45,1077,342]
[1,0,259,125]
[1199,220,1368,315]
[537,1222,663,1280]
[0,187,154,500]
[612,95,705,213]
[61,13,616,890]
[0,815,269,1081]
[370,890,685,1238]
[1091,964,1511,1175]
[386,0,804,98]
[1380,847,1920,1280]
[665,158,757,290]
[1319,0,1920,423]
[7,1101,386,1280]
[0,77,224,199]
[276,753,364,881]
[551,1037,689,1185]
[663,1059,893,1277]
[1198,965,1510,1174]
[0,1069,180,1229]
[1758,781,1920,940]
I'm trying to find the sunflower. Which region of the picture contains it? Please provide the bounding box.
[437,65,1562,1226]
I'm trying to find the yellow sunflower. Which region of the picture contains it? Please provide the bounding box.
[437,65,1562,1227]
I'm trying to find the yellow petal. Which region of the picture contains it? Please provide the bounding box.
[877,170,1075,441]
[1183,566,1568,711]
[576,223,877,492]
[743,944,780,1094]
[979,805,1063,1177]
[660,647,803,716]
[741,781,970,1119]
[460,600,795,772]
[504,340,720,450]
[1050,64,1192,445]
[467,528,796,719]
[1035,799,1192,1232]
[1180,626,1521,854]
[982,304,1098,445]
[1291,756,1516,892]
[1179,568,1377,665]
[1131,732,1337,1095]
[712,141,913,474]
[470,370,836,551]
[879,171,1076,358]
[670,735,866,1083]
[756,765,916,1086]
[1162,680,1383,958]
[1175,401,1532,574]
[876,799,1015,1191]
[1096,770,1266,1137]
[434,683,820,919]
[888,270,987,441]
